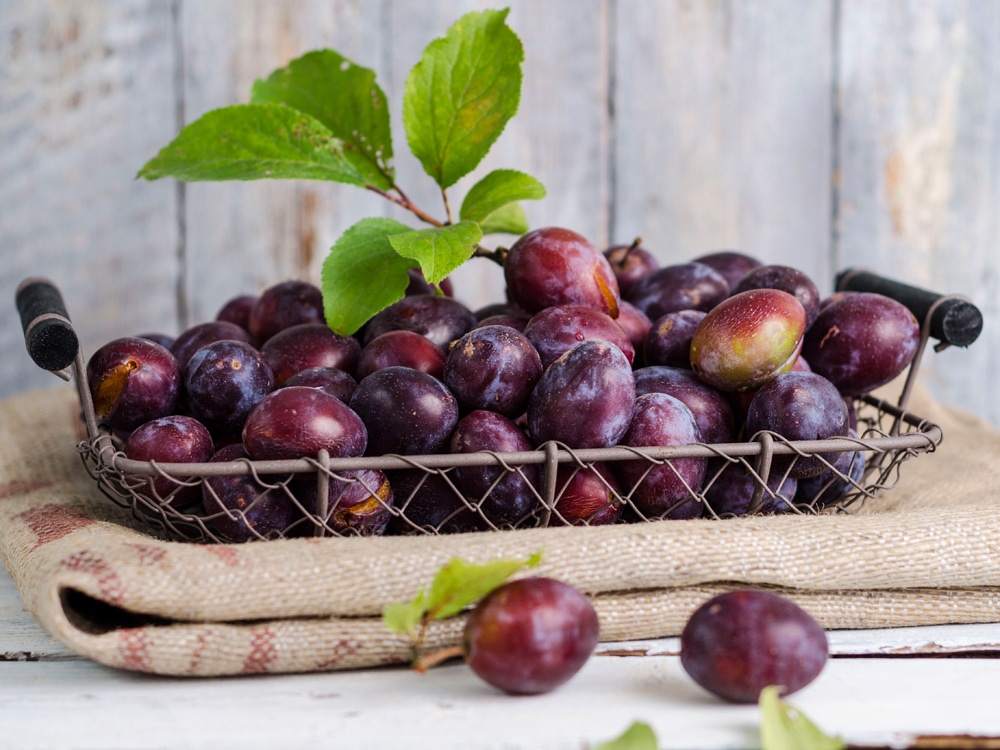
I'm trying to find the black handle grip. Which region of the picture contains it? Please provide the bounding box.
[16,278,80,372]
[836,269,983,348]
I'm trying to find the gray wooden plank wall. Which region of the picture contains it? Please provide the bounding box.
[2,0,997,426]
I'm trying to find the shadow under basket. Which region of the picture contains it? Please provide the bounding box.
[18,270,983,544]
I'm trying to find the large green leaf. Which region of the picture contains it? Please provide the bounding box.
[459,169,545,224]
[403,8,524,189]
[320,218,416,335]
[138,104,369,185]
[251,49,394,189]
[388,221,483,285]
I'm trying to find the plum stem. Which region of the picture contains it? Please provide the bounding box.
[412,644,466,673]
[441,187,454,225]
[473,244,508,267]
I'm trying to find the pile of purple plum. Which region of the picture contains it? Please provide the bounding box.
[86,227,920,542]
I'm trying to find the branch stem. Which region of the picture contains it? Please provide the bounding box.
[365,184,444,227]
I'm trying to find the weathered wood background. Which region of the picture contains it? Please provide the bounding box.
[2,0,998,425]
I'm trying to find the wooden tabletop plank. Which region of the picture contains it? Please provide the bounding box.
[1,654,1000,749]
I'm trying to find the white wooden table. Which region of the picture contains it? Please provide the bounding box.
[3,565,1000,749]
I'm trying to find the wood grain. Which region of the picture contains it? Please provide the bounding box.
[1,0,998,427]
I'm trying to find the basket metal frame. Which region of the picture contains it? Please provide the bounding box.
[57,292,961,543]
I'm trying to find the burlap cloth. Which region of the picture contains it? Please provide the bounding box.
[1,383,999,677]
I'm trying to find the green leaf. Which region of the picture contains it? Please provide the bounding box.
[138,104,369,185]
[423,551,542,621]
[759,687,845,750]
[592,721,658,750]
[459,169,546,224]
[382,591,426,639]
[320,217,417,335]
[479,201,530,236]
[388,221,483,285]
[403,8,524,189]
[251,49,394,189]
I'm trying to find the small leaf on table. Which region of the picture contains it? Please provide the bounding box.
[759,686,845,750]
[423,551,542,621]
[592,721,658,750]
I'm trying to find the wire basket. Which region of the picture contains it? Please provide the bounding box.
[16,271,983,544]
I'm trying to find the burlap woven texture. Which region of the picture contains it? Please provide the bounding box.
[1,383,999,677]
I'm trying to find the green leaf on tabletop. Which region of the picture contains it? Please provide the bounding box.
[388,221,483,285]
[592,721,658,750]
[382,591,426,638]
[459,169,546,224]
[423,551,542,621]
[759,686,845,750]
[138,104,369,185]
[403,8,524,189]
[479,201,530,236]
[320,218,416,335]
[251,49,394,189]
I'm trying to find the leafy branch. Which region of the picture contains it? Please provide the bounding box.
[382,551,541,670]
[138,8,546,335]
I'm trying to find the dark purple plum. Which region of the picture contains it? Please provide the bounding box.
[137,332,174,349]
[243,386,367,460]
[124,414,214,507]
[450,411,541,528]
[745,371,850,478]
[464,577,600,695]
[474,313,530,333]
[634,366,735,444]
[350,367,459,456]
[692,250,763,290]
[614,300,653,368]
[295,468,393,536]
[702,459,798,517]
[87,337,181,433]
[444,326,544,417]
[733,264,822,329]
[201,443,298,542]
[795,431,866,508]
[170,320,254,368]
[473,302,530,323]
[282,366,357,403]
[215,294,258,332]
[362,294,476,349]
[406,268,453,297]
[689,289,807,392]
[615,392,706,519]
[184,340,274,437]
[527,341,636,449]
[680,589,828,703]
[261,322,361,385]
[504,227,621,318]
[524,304,635,369]
[357,330,447,380]
[386,470,485,535]
[552,462,623,526]
[623,262,729,320]
[602,240,660,295]
[801,292,920,396]
[643,310,706,369]
[248,280,325,344]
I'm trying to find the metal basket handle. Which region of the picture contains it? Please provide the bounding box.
[16,277,79,377]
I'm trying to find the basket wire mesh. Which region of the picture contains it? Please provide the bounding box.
[64,291,957,544]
